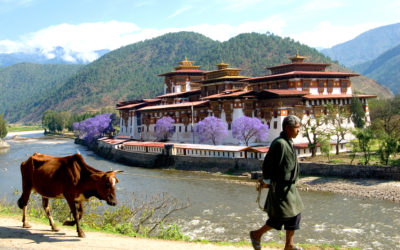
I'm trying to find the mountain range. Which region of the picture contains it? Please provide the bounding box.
[321,22,400,67]
[0,31,394,123]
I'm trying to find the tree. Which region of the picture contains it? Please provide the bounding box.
[42,110,65,133]
[369,95,400,137]
[319,135,332,162]
[378,135,398,165]
[73,113,114,143]
[0,114,7,139]
[350,97,366,128]
[301,115,326,157]
[325,104,352,155]
[195,116,228,145]
[232,116,269,146]
[154,117,175,142]
[353,127,375,165]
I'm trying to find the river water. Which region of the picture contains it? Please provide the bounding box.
[1,132,399,249]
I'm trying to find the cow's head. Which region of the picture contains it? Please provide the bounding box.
[97,170,123,206]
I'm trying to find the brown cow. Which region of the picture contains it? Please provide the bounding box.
[17,152,123,237]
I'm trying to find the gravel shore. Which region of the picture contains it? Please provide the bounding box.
[297,176,400,202]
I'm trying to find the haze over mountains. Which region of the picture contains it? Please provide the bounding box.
[320,23,400,94]
[0,30,396,123]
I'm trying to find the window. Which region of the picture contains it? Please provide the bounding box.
[273,121,278,129]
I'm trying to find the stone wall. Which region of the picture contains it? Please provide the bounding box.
[300,162,400,180]
[91,140,400,180]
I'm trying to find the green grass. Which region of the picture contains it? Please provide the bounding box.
[7,124,43,132]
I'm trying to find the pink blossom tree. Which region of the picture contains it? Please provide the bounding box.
[154,116,175,142]
[232,116,269,146]
[196,116,228,145]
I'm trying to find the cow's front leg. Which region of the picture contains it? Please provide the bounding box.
[66,198,85,238]
[42,197,59,231]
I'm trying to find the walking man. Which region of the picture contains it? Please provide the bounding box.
[250,115,304,250]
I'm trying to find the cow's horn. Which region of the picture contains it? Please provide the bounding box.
[113,170,124,173]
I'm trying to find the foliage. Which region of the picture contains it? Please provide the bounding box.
[324,104,352,154]
[378,135,399,165]
[301,115,327,157]
[73,113,114,143]
[0,63,83,123]
[42,110,66,133]
[6,191,189,239]
[369,94,400,137]
[352,127,375,165]
[0,114,7,139]
[154,116,175,142]
[232,116,269,146]
[195,116,228,145]
[350,97,366,128]
[318,136,332,162]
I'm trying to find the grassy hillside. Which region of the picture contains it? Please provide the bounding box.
[1,32,393,123]
[352,44,400,94]
[321,22,400,67]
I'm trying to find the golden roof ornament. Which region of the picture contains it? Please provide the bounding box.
[217,60,229,70]
[290,51,306,63]
[174,57,200,70]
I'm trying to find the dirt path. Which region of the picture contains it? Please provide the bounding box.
[0,217,277,250]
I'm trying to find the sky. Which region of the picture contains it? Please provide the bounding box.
[0,0,399,63]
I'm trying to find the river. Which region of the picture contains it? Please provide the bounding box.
[1,132,399,249]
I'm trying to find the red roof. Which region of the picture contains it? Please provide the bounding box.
[98,137,129,145]
[124,141,166,147]
[267,62,330,70]
[158,69,207,76]
[116,102,145,110]
[156,89,201,98]
[247,147,269,153]
[137,100,209,111]
[202,90,253,100]
[245,71,359,82]
[262,89,309,96]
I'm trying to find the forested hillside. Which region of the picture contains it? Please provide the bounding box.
[0,63,83,122]
[1,32,393,123]
[352,44,400,94]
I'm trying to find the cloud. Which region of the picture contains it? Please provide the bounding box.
[167,6,192,19]
[0,17,289,63]
[290,21,384,48]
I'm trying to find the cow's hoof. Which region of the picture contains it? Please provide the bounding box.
[78,230,86,238]
[63,220,76,226]
[22,222,32,228]
[51,225,60,232]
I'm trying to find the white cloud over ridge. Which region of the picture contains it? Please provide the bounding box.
[0,18,383,63]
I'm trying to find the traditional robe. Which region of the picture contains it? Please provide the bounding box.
[262,131,304,218]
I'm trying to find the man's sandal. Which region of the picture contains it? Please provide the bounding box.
[249,231,261,250]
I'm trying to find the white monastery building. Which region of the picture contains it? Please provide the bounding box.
[116,54,374,147]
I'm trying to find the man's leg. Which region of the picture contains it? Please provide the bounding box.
[250,224,273,241]
[284,230,295,249]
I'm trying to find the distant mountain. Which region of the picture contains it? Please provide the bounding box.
[352,44,400,94]
[321,23,400,67]
[0,63,83,122]
[0,32,393,123]
[0,47,110,66]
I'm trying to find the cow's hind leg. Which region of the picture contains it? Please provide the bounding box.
[63,201,83,226]
[42,197,60,231]
[18,182,32,229]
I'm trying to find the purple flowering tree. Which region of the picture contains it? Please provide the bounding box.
[232,116,269,146]
[154,116,175,142]
[195,116,228,145]
[73,113,114,143]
